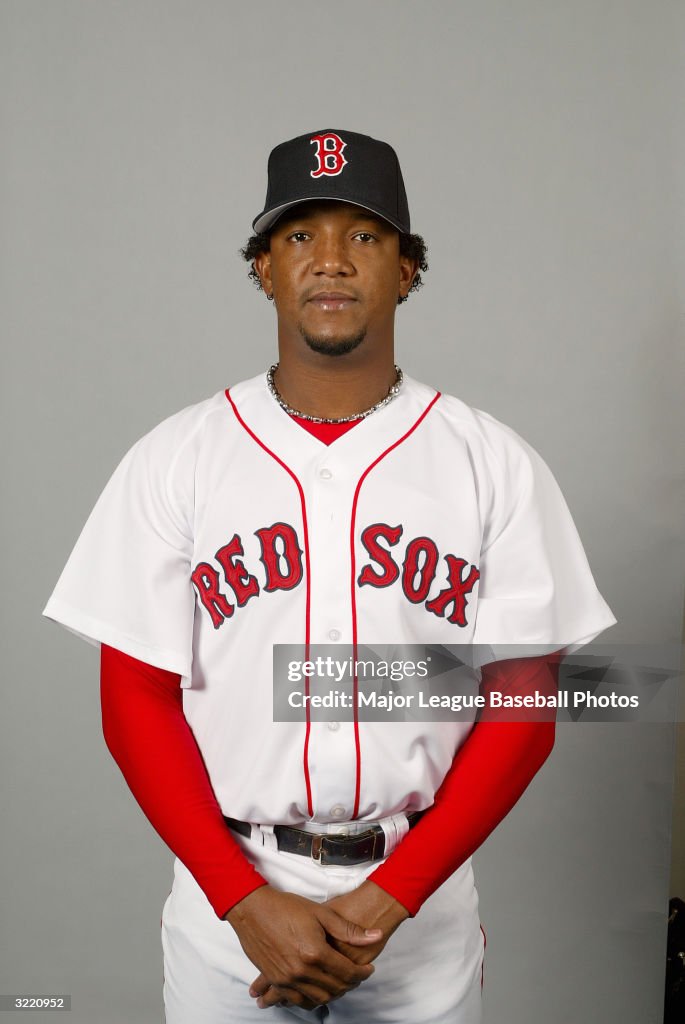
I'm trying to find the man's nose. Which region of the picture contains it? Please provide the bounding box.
[310,235,354,275]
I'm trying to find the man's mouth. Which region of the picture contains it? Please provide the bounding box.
[307,292,358,311]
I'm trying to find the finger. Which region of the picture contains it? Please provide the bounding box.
[315,943,378,986]
[262,960,369,1008]
[328,937,380,966]
[249,944,374,1004]
[256,983,326,1011]
[248,974,270,998]
[255,985,292,1009]
[321,908,383,946]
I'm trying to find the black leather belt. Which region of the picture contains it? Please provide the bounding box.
[223,811,425,866]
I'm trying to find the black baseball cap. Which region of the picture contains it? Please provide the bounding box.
[252,129,410,235]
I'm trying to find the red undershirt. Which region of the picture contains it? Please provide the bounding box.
[99,414,561,920]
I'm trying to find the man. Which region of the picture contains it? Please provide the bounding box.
[43,129,616,1023]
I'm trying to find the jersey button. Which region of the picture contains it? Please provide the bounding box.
[319,468,333,480]
[328,628,341,641]
[330,805,346,819]
[328,721,340,732]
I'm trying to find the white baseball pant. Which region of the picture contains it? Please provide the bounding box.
[161,825,485,1024]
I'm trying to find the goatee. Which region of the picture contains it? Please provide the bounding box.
[299,326,367,357]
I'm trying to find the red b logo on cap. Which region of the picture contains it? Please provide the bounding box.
[310,133,348,178]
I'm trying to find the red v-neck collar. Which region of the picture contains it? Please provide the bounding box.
[289,414,362,445]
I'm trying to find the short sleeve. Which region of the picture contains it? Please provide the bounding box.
[42,416,197,679]
[471,414,616,662]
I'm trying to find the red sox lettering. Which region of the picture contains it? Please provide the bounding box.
[358,523,480,627]
[191,520,480,630]
[191,522,304,628]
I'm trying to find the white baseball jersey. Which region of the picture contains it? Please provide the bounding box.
[43,371,616,827]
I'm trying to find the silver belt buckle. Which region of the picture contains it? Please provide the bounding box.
[310,833,324,863]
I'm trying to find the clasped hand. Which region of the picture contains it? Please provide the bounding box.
[225,881,409,1011]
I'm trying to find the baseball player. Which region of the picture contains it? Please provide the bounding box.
[43,129,616,1023]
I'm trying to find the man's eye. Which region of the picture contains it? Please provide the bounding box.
[288,232,310,242]
[354,232,377,243]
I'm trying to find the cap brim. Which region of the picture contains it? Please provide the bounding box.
[252,197,406,234]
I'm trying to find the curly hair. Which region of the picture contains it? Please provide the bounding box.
[239,229,428,304]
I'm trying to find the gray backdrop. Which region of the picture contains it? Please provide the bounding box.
[2,2,683,1022]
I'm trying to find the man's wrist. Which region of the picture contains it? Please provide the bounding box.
[223,881,271,925]
[356,879,410,929]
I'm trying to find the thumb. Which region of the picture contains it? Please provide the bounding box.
[321,908,383,946]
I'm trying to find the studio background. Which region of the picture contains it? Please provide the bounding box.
[2,2,683,1022]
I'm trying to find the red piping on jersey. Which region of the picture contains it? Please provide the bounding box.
[224,389,314,817]
[348,391,442,818]
[480,923,487,990]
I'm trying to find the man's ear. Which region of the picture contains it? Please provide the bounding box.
[399,255,419,300]
[254,250,273,298]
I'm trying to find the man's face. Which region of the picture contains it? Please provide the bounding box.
[254,200,417,357]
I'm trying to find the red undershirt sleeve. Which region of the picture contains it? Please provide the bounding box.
[366,652,563,917]
[99,643,269,920]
